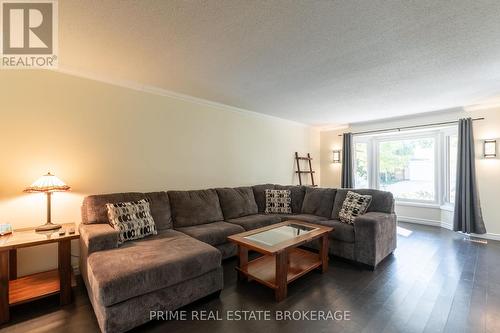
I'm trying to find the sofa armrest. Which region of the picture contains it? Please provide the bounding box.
[79,223,119,255]
[353,212,397,268]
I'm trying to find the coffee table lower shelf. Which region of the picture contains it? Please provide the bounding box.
[235,248,322,289]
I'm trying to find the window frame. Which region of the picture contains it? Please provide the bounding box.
[442,128,458,206]
[353,126,457,207]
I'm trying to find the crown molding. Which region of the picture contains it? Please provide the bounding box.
[317,124,350,132]
[49,65,311,128]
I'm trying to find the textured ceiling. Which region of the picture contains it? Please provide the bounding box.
[59,0,500,126]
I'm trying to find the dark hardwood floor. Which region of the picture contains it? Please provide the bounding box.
[2,222,499,333]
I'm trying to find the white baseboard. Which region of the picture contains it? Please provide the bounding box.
[441,222,453,230]
[398,216,441,227]
[470,232,500,241]
[398,216,500,242]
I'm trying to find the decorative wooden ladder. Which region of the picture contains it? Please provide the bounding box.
[294,152,317,187]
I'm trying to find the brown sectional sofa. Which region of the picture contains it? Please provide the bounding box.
[79,185,396,333]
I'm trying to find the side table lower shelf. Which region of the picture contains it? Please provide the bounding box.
[0,226,80,325]
[9,269,76,306]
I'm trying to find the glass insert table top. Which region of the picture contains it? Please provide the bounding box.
[244,223,317,246]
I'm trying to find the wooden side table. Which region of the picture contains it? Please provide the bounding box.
[0,223,79,324]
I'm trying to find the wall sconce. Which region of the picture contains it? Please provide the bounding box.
[332,150,342,163]
[484,139,497,158]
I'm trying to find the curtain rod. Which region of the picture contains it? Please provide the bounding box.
[337,117,485,137]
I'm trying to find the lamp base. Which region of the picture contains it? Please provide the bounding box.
[35,222,62,232]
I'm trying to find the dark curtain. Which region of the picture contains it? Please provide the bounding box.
[453,118,486,234]
[341,132,354,188]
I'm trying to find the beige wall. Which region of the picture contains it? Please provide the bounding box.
[320,128,345,188]
[320,108,500,239]
[0,70,320,276]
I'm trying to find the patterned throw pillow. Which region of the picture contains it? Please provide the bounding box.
[265,189,292,214]
[339,191,372,224]
[106,199,157,244]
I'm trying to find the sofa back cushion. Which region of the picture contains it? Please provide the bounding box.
[144,191,173,231]
[274,185,306,213]
[168,189,224,227]
[331,189,394,219]
[82,192,146,224]
[301,187,337,218]
[252,184,276,213]
[81,191,173,231]
[216,187,258,219]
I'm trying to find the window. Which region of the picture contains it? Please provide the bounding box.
[378,137,436,202]
[353,127,458,206]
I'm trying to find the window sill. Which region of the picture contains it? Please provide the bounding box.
[395,201,441,209]
[440,204,455,212]
[395,201,456,212]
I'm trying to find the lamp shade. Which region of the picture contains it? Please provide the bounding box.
[24,172,70,193]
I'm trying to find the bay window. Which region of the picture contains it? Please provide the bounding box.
[353,127,458,206]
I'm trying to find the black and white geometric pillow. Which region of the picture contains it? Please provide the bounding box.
[265,189,292,214]
[106,199,157,244]
[339,191,372,224]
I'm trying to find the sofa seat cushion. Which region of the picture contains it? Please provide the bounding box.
[226,214,282,231]
[86,230,221,307]
[288,214,328,223]
[176,221,244,246]
[313,220,355,243]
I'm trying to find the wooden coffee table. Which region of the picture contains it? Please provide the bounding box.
[227,220,333,301]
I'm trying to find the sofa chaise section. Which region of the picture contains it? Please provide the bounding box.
[86,230,221,307]
[168,188,244,258]
[91,265,222,333]
[80,192,224,333]
[85,230,222,332]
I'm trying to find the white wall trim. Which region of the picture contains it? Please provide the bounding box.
[50,66,311,128]
[441,222,453,230]
[470,232,500,241]
[398,216,442,227]
[398,216,500,242]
